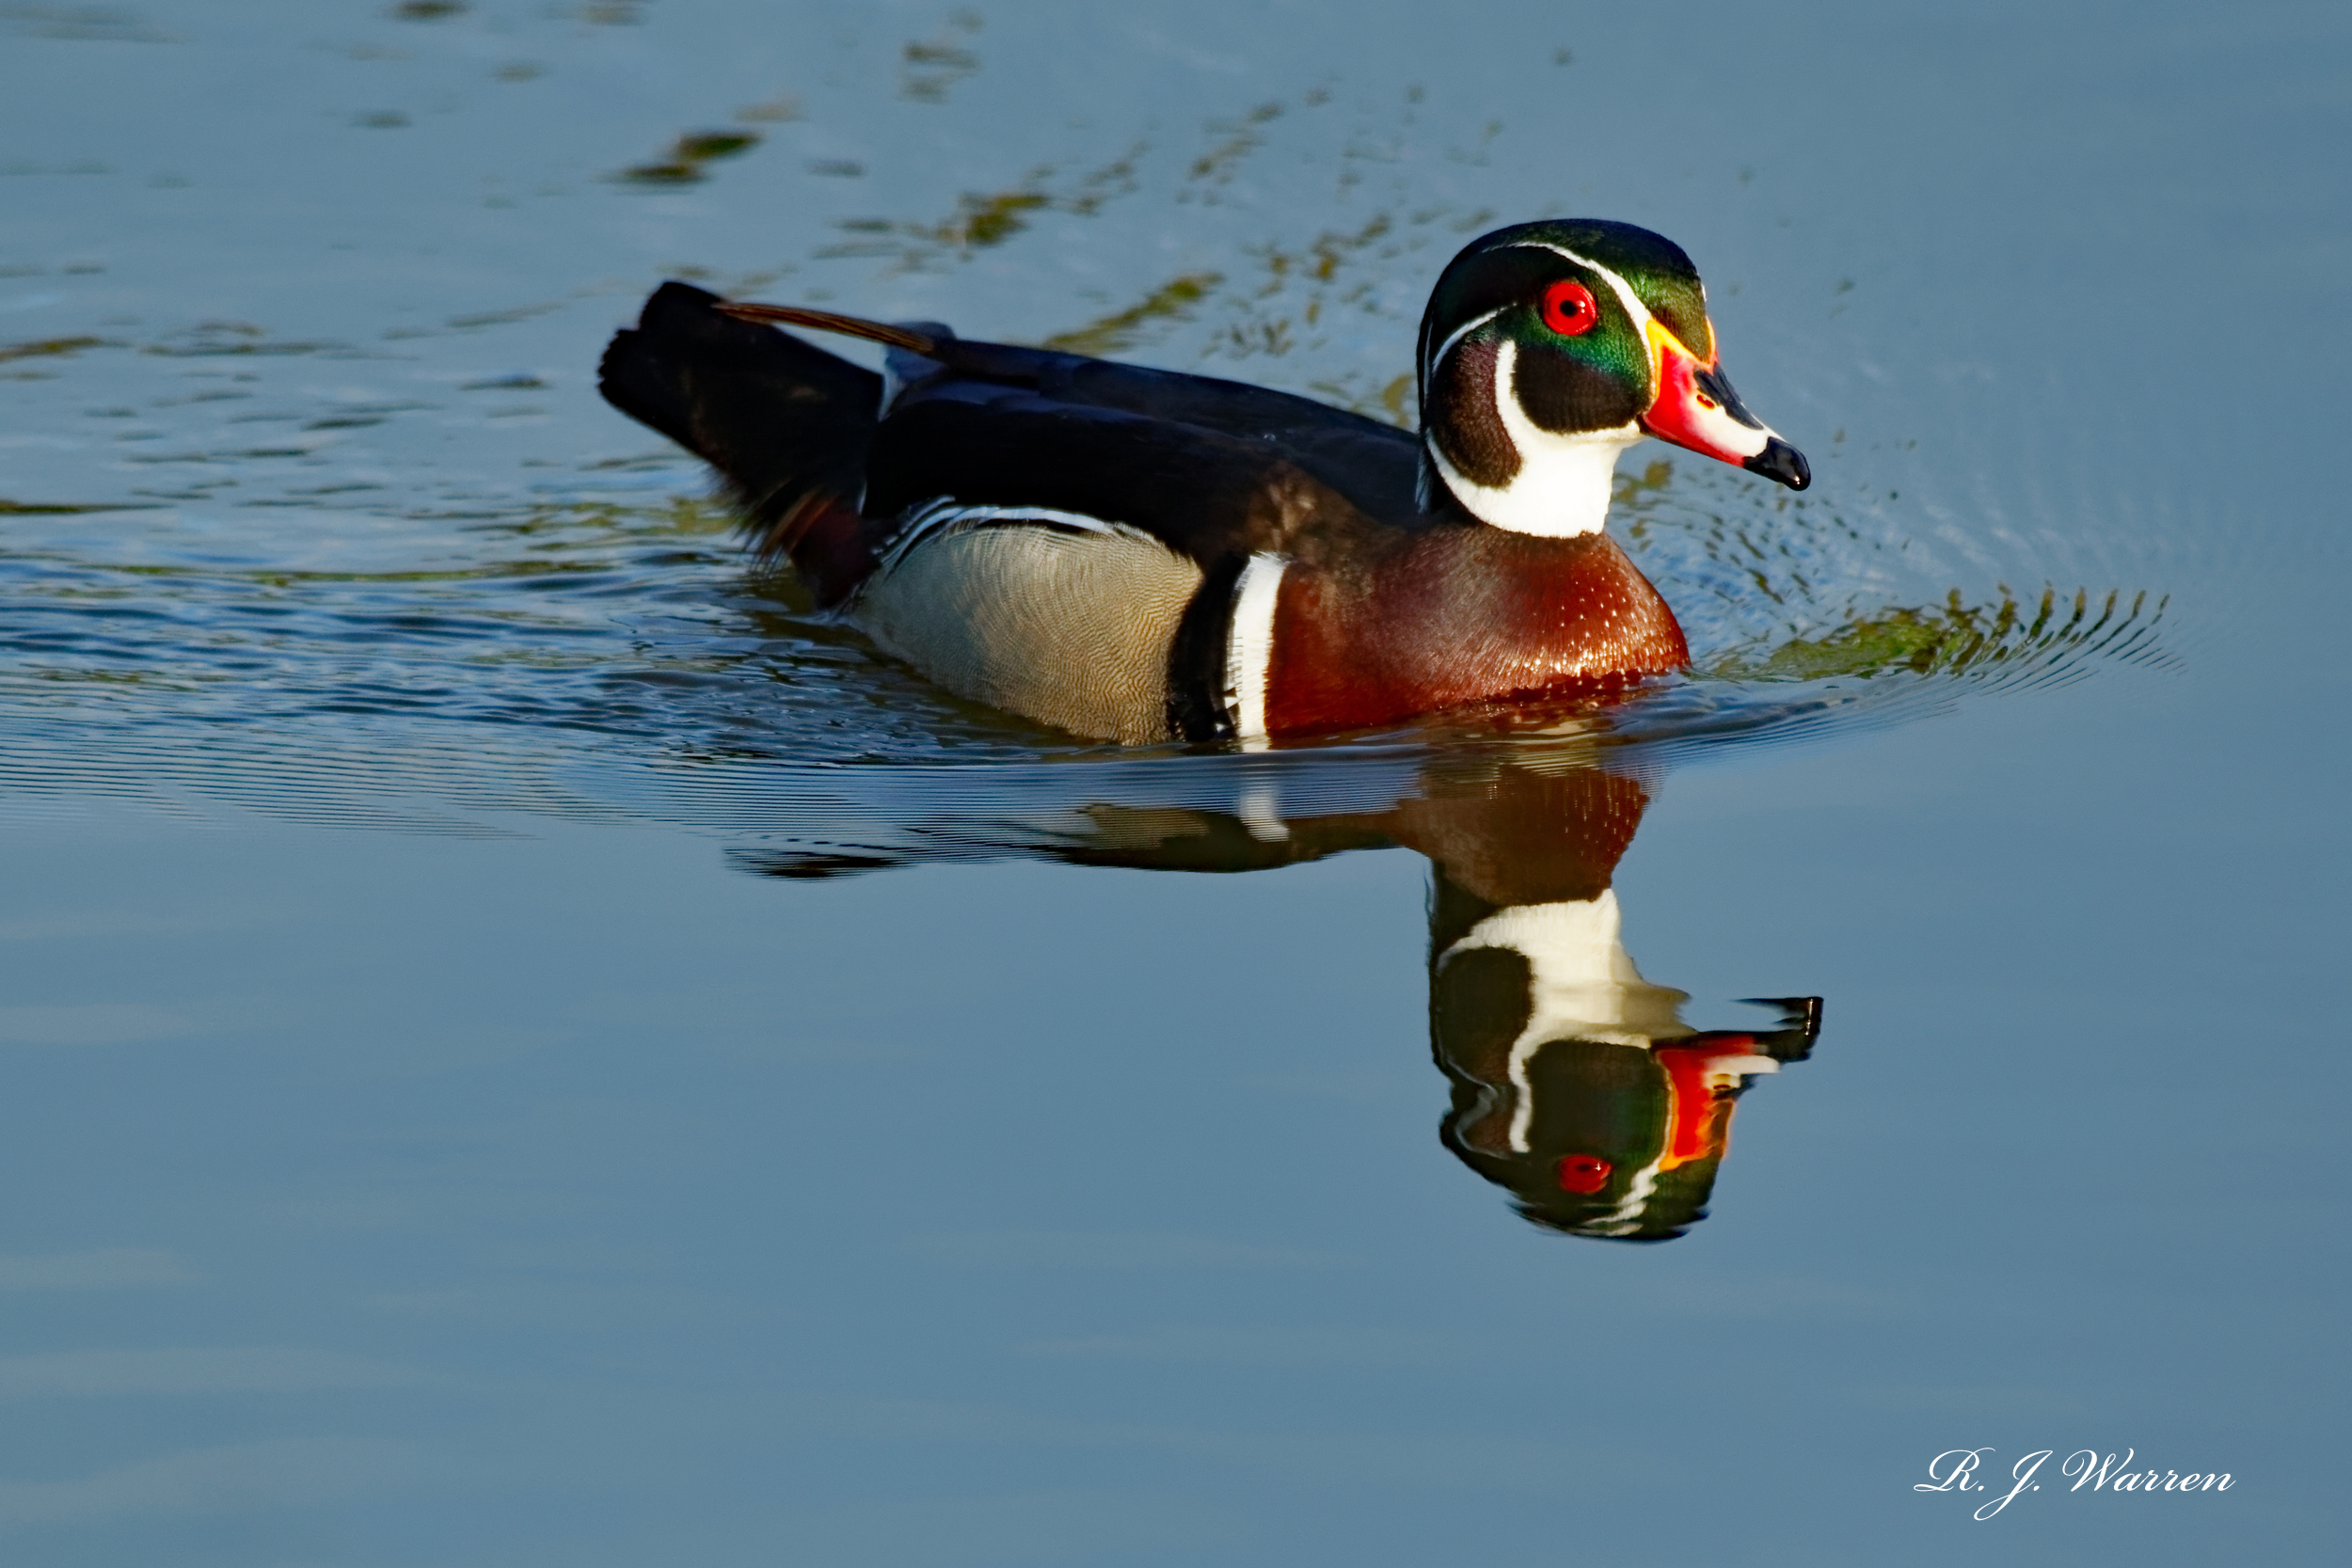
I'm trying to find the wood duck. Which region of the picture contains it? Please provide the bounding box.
[598,219,1809,745]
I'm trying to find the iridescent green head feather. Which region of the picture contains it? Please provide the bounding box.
[1416,219,1806,537]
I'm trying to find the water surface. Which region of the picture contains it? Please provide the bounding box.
[1,2,2345,1563]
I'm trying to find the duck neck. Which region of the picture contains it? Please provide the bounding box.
[1422,338,1641,538]
[1425,428,1639,537]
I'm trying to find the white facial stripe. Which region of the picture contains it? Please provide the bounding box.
[1590,1155,1665,1235]
[1427,338,1638,537]
[1429,305,1508,377]
[1582,1051,1778,1235]
[1502,240,1783,462]
[1223,552,1286,752]
[1420,304,1508,425]
[1500,240,1661,342]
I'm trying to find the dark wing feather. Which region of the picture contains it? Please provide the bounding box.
[598,282,881,550]
[600,286,1434,583]
[886,342,1426,533]
[865,388,1397,569]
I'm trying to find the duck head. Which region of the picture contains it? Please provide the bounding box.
[1417,219,1810,537]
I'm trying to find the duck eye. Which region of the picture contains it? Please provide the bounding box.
[1557,1153,1613,1194]
[1539,279,1599,337]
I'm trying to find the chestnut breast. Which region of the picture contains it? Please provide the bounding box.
[1263,527,1688,735]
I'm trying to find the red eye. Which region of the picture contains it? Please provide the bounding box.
[1557,1153,1613,1194]
[1540,279,1599,336]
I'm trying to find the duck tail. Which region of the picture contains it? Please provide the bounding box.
[597,281,882,567]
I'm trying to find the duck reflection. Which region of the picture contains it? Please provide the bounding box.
[738,751,1819,1242]
[1412,766,1820,1241]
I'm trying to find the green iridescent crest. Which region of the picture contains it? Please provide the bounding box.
[1418,219,1718,445]
[1508,218,1714,359]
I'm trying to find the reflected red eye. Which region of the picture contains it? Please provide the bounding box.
[1557,1153,1613,1194]
[1539,279,1599,336]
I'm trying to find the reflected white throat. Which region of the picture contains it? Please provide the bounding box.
[1427,338,1641,538]
[1439,890,1692,1156]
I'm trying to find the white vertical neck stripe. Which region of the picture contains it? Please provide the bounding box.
[1224,553,1286,752]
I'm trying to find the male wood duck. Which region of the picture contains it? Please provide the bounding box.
[598,218,1808,744]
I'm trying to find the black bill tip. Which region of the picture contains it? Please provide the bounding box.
[1744,436,1810,491]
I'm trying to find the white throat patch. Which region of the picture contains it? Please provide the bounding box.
[1438,890,1692,1154]
[1425,338,1639,537]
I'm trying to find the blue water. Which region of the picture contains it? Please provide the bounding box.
[1,1,2345,1562]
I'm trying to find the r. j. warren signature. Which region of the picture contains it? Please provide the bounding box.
[1917,1449,2235,1521]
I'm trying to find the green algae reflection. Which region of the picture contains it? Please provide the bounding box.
[617,132,762,187]
[1720,586,2170,684]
